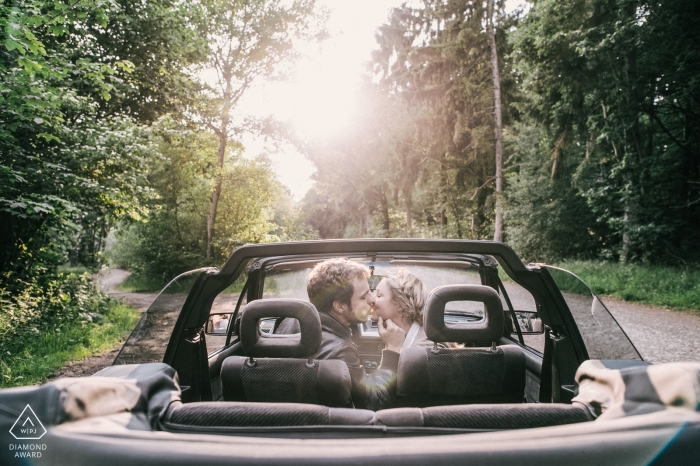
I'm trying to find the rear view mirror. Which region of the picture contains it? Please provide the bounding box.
[510,311,544,335]
[368,275,384,291]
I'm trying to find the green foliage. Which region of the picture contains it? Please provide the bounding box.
[0,0,197,286]
[105,1,325,285]
[57,265,93,275]
[0,300,140,388]
[301,0,698,267]
[117,274,165,293]
[509,0,700,263]
[92,0,205,122]
[556,260,700,313]
[505,124,608,262]
[303,1,517,240]
[107,121,287,284]
[0,271,114,355]
[193,0,325,258]
[0,0,321,379]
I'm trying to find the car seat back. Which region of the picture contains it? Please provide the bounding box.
[398,285,526,406]
[220,299,353,408]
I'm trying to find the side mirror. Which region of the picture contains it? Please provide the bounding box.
[510,311,544,335]
[206,312,234,335]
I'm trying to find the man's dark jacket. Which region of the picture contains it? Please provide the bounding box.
[275,313,399,411]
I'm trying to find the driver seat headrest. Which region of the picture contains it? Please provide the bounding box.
[240,298,321,358]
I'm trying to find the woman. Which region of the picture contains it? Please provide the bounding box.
[371,268,434,350]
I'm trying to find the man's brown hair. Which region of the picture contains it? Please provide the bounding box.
[307,258,369,314]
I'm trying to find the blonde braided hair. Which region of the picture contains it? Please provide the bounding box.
[381,268,426,324]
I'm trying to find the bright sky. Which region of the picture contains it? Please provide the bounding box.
[236,0,526,200]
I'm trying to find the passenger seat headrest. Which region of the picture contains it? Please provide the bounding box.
[240,299,321,358]
[424,285,504,343]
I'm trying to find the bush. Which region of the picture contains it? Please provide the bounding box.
[0,272,109,356]
[0,301,140,388]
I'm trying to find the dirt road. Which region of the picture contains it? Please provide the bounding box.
[48,269,159,379]
[500,277,699,363]
[95,268,159,311]
[603,298,699,363]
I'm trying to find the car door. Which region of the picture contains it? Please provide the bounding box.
[542,265,642,361]
[113,267,217,401]
[534,265,646,403]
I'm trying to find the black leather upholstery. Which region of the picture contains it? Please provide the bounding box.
[398,285,526,406]
[221,356,352,407]
[221,299,353,408]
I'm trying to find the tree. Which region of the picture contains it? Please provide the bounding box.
[487,0,505,242]
[109,120,283,282]
[90,0,205,123]
[194,0,324,257]
[0,1,153,279]
[510,0,700,263]
[369,0,517,239]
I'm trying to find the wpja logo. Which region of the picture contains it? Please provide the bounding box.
[9,405,46,440]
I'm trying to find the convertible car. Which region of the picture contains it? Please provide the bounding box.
[1,239,698,465]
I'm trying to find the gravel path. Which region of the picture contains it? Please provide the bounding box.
[96,268,159,312]
[500,278,700,363]
[602,298,700,364]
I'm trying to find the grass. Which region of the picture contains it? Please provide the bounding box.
[119,271,248,294]
[0,301,141,388]
[555,260,700,314]
[118,273,165,292]
[498,259,700,314]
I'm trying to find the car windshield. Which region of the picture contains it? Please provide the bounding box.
[545,266,641,360]
[262,260,485,315]
[229,255,544,355]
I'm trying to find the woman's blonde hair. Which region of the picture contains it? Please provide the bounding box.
[381,268,426,324]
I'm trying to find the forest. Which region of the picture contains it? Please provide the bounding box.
[304,0,699,266]
[1,0,699,377]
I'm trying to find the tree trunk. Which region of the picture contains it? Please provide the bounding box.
[206,81,232,259]
[405,191,413,236]
[362,204,371,236]
[378,188,390,236]
[487,0,504,242]
[206,132,226,258]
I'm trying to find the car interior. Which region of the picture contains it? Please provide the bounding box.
[110,241,646,438]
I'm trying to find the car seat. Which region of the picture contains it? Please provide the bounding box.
[220,298,353,408]
[397,284,526,407]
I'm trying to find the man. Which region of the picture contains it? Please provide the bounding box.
[275,258,406,410]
